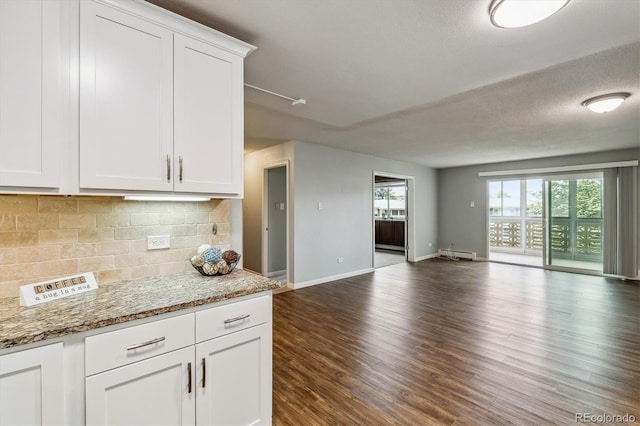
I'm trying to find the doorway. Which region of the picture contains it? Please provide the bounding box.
[373,174,408,268]
[263,164,288,285]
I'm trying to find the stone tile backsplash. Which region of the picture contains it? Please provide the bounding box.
[0,195,230,298]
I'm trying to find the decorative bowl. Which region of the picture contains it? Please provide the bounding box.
[190,251,240,276]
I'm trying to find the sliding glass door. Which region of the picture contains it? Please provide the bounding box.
[488,179,543,266]
[488,173,605,273]
[545,174,604,272]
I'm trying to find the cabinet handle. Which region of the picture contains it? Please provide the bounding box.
[187,362,192,394]
[166,155,171,183]
[179,155,183,183]
[201,358,206,388]
[126,336,165,351]
[223,314,250,324]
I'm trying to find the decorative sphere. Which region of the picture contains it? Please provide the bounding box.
[202,263,214,275]
[222,250,239,265]
[197,244,212,255]
[217,260,230,275]
[193,254,205,267]
[203,247,223,264]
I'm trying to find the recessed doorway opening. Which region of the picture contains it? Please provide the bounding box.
[373,174,410,269]
[262,163,289,287]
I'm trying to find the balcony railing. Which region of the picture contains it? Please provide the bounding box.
[490,218,542,252]
[489,217,603,262]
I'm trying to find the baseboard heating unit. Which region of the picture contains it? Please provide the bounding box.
[438,249,477,261]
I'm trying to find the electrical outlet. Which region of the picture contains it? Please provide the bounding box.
[147,235,170,250]
[337,257,344,263]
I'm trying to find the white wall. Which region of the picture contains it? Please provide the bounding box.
[244,140,438,288]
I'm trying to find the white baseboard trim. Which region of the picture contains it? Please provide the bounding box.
[412,253,439,262]
[266,270,286,278]
[293,268,374,290]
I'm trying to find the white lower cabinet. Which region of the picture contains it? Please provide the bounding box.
[84,295,272,426]
[196,324,272,426]
[86,346,195,426]
[0,343,64,426]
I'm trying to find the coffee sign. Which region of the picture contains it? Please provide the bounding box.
[20,272,98,306]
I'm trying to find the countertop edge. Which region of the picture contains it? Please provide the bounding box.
[0,271,281,351]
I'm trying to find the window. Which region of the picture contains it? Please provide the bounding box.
[489,180,520,216]
[550,180,569,217]
[526,179,543,217]
[374,182,406,219]
[577,178,603,219]
[489,179,543,253]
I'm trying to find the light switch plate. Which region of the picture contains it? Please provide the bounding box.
[147,235,170,250]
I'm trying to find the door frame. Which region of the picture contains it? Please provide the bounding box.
[372,171,416,266]
[261,161,290,285]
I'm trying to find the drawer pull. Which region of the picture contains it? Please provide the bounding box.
[224,314,250,324]
[201,358,206,388]
[126,336,166,351]
[187,362,192,394]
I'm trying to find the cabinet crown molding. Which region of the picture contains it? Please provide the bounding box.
[95,0,257,57]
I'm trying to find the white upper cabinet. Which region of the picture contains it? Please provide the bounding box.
[0,0,64,189]
[174,34,243,194]
[79,1,174,192]
[79,0,253,196]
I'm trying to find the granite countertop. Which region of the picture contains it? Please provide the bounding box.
[0,269,282,350]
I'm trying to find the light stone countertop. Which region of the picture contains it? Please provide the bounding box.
[0,269,282,350]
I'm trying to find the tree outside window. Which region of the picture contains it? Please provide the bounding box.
[374,183,406,219]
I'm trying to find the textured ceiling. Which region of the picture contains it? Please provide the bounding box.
[149,0,640,168]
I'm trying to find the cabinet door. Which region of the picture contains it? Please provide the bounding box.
[79,0,173,191]
[86,346,195,426]
[0,343,64,426]
[174,34,243,195]
[0,0,62,188]
[196,324,272,426]
[379,221,394,245]
[393,221,405,247]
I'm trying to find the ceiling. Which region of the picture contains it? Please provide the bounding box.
[149,0,640,168]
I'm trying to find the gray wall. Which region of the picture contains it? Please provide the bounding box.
[244,140,438,287]
[267,166,287,273]
[243,142,294,275]
[438,148,639,259]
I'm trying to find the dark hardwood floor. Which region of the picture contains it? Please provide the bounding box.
[272,259,639,425]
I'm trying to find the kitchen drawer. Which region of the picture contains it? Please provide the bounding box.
[196,296,271,343]
[85,313,194,376]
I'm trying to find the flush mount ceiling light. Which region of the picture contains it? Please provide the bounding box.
[490,0,571,28]
[582,93,631,114]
